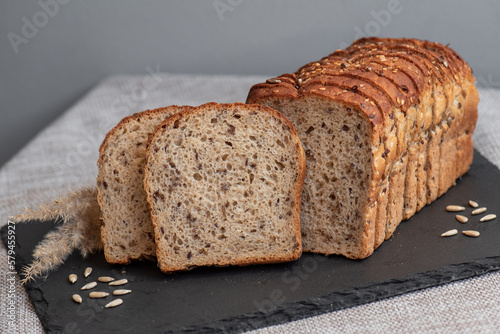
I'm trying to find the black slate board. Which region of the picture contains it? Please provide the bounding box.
[3,150,500,334]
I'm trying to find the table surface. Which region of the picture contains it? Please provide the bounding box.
[1,73,500,334]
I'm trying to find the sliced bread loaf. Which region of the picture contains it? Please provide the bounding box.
[247,37,478,259]
[97,106,191,264]
[144,102,305,273]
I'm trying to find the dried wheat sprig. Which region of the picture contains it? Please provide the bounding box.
[75,204,103,257]
[11,187,103,284]
[9,187,98,223]
[20,221,78,284]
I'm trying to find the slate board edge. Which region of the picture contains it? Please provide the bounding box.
[2,224,499,334]
[0,223,50,332]
[178,257,500,333]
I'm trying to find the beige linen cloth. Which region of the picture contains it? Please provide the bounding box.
[1,73,499,333]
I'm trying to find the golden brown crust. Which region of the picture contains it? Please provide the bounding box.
[247,37,478,259]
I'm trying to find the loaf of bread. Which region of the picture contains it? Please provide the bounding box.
[97,106,192,264]
[247,37,479,259]
[144,102,305,273]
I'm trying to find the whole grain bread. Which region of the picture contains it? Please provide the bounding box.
[144,102,305,273]
[247,37,478,259]
[97,106,192,264]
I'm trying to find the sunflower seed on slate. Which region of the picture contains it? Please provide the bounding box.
[441,229,458,237]
[105,299,123,308]
[472,207,487,215]
[89,291,109,299]
[113,289,131,296]
[462,230,480,237]
[469,200,479,208]
[109,279,128,286]
[81,282,97,290]
[98,276,115,283]
[480,214,496,222]
[446,205,465,212]
[455,215,469,223]
[84,267,92,278]
[69,274,77,284]
[72,294,82,304]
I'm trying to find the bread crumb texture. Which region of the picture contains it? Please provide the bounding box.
[97,106,190,264]
[144,103,305,272]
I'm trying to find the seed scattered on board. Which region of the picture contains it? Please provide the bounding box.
[109,279,128,286]
[441,229,458,237]
[472,207,487,215]
[98,276,115,283]
[446,205,465,212]
[105,299,123,308]
[84,267,93,278]
[462,230,480,237]
[113,289,131,296]
[89,291,110,299]
[480,214,497,222]
[469,200,479,208]
[455,215,468,223]
[72,269,130,306]
[81,282,97,291]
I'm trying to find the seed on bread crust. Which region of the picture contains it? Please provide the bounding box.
[266,78,281,84]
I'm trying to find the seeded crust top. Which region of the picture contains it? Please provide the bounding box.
[247,37,476,142]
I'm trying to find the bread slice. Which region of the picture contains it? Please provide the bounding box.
[144,102,305,273]
[247,37,478,259]
[97,106,191,264]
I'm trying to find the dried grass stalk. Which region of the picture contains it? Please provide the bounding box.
[9,187,98,223]
[9,187,103,284]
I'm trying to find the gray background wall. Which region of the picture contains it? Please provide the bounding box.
[1,0,499,167]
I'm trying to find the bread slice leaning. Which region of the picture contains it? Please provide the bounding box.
[97,106,191,264]
[144,102,306,273]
